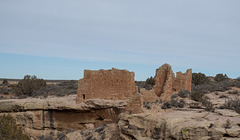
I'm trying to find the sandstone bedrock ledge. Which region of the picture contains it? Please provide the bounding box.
[0,95,128,139]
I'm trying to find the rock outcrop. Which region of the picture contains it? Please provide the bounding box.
[117,109,240,140]
[0,95,128,139]
[68,108,240,140]
[77,68,136,103]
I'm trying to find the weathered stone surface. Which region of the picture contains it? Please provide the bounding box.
[0,95,128,139]
[154,64,174,101]
[151,63,192,101]
[117,109,240,140]
[127,93,143,114]
[77,68,136,103]
[173,69,192,92]
[66,124,121,140]
[141,88,161,103]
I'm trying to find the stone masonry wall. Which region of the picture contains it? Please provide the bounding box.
[173,69,192,92]
[77,68,136,103]
[152,64,192,101]
[153,64,175,101]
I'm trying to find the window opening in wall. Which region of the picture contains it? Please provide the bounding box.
[83,94,85,99]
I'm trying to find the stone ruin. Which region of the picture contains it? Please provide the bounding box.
[153,64,192,101]
[76,68,136,103]
[77,64,192,111]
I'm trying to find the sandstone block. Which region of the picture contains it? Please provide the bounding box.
[77,68,136,103]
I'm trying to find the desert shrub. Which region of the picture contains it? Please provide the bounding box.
[219,95,228,98]
[214,73,228,82]
[192,80,235,94]
[190,91,204,102]
[144,102,151,109]
[3,92,9,95]
[143,76,155,90]
[178,90,190,98]
[228,90,238,95]
[161,98,185,109]
[192,73,209,86]
[143,84,154,90]
[0,114,29,140]
[32,80,77,97]
[15,75,46,96]
[190,90,214,112]
[0,86,15,97]
[222,98,240,114]
[2,79,8,85]
[224,119,231,129]
[171,94,178,99]
[201,97,215,112]
[145,76,155,86]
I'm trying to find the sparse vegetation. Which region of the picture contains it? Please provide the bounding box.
[171,94,178,99]
[178,90,190,98]
[0,114,29,140]
[190,91,214,112]
[224,119,232,129]
[15,75,46,96]
[192,73,209,86]
[190,91,204,102]
[228,90,238,95]
[143,77,154,90]
[214,73,228,82]
[161,98,185,109]
[221,98,240,114]
[145,76,155,86]
[144,102,151,109]
[32,80,77,97]
[201,97,215,112]
[2,79,8,85]
[191,80,237,94]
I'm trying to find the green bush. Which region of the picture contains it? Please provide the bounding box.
[143,76,155,90]
[15,75,46,96]
[192,73,209,85]
[214,74,228,82]
[0,114,29,140]
[145,76,155,86]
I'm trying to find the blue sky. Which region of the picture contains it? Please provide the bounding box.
[0,0,239,80]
